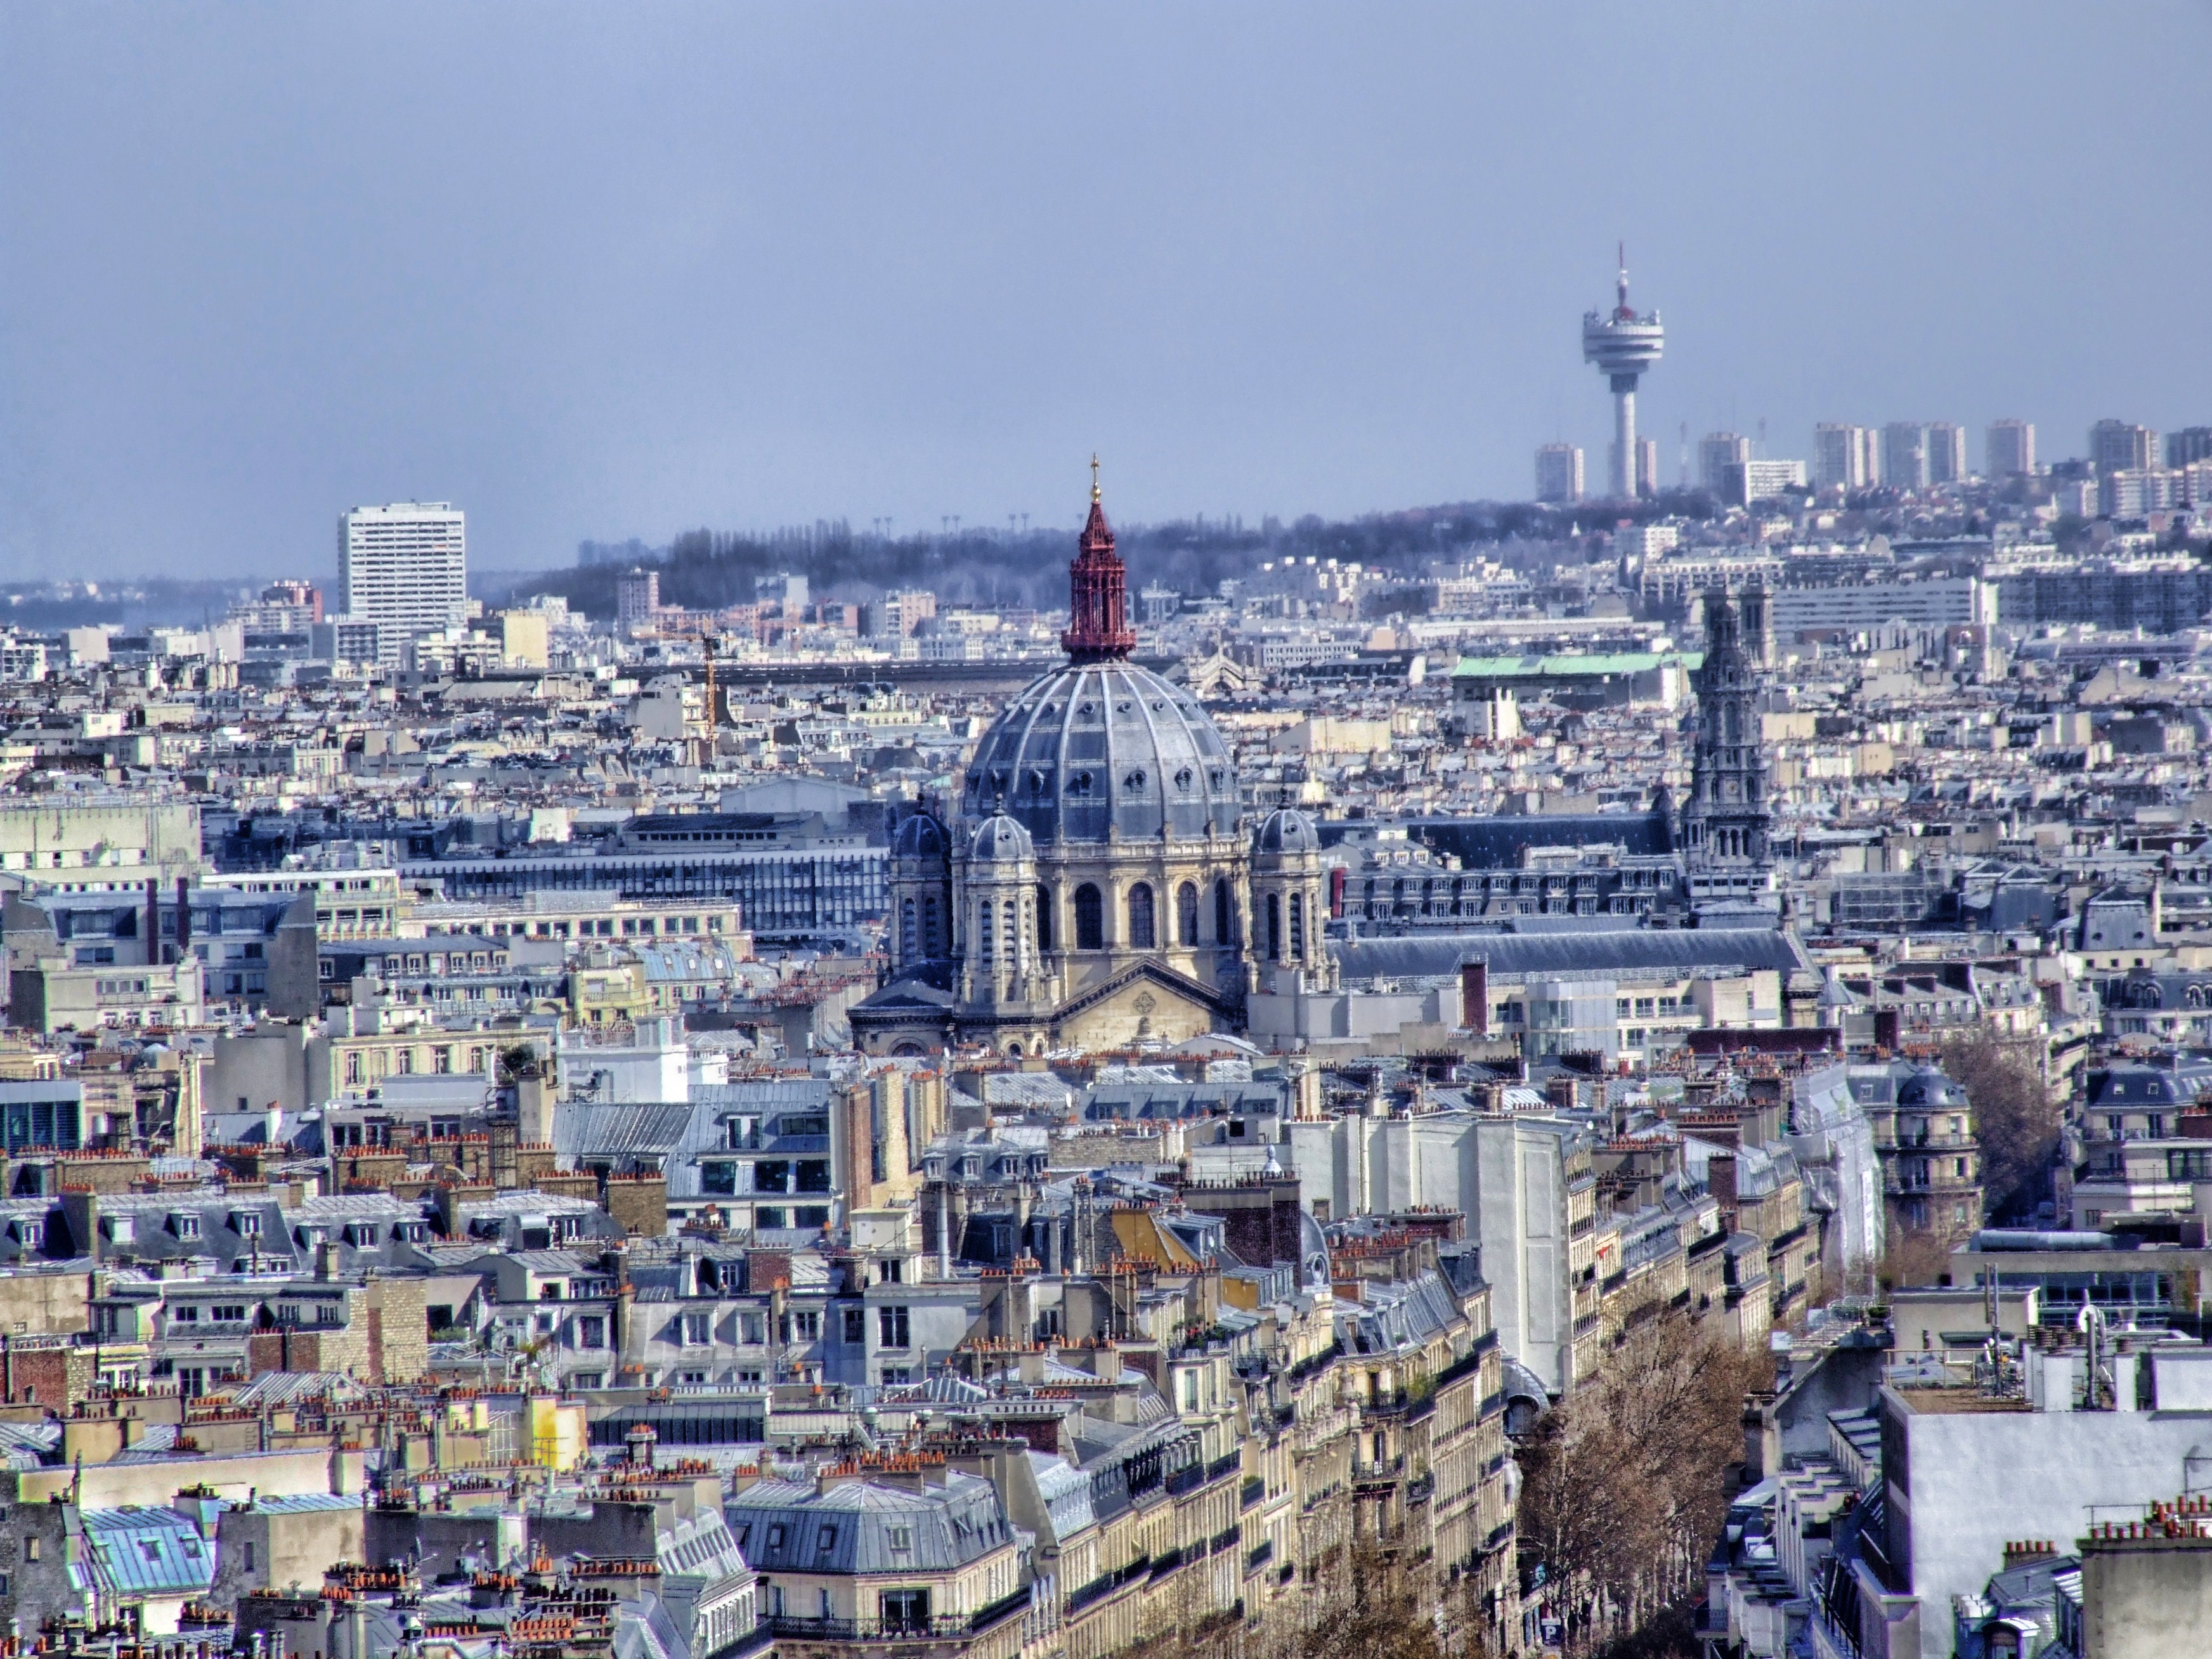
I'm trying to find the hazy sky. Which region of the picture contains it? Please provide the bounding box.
[4,4,2210,580]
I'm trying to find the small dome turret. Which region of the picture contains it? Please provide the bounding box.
[969,812,1035,866]
[1254,807,1320,856]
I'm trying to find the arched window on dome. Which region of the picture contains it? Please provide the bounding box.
[1290,893,1306,961]
[1074,884,1103,951]
[1176,883,1199,947]
[1266,892,1282,961]
[1128,884,1156,950]
[901,899,917,963]
[1214,878,1233,945]
[1035,884,1053,953]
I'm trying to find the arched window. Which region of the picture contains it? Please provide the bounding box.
[1035,884,1053,953]
[978,901,994,965]
[900,898,917,962]
[1074,883,1103,951]
[922,895,940,956]
[1290,893,1306,961]
[1176,883,1200,947]
[1266,892,1282,961]
[1006,1043,1022,1058]
[1215,878,1233,944]
[1128,883,1156,950]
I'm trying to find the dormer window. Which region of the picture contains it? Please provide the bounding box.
[170,1213,200,1240]
[231,1212,261,1237]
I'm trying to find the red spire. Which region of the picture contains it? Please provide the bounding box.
[1061,457,1136,662]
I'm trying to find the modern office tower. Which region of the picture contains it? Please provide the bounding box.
[1534,443,1585,504]
[2167,427,2212,469]
[1635,437,1660,498]
[1925,422,1967,485]
[1986,419,2036,478]
[1881,423,1929,490]
[1698,433,1750,495]
[336,502,467,665]
[1582,247,1664,498]
[2090,419,2158,474]
[1813,423,1880,491]
[616,567,661,625]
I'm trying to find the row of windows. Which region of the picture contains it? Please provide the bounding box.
[902,878,1254,957]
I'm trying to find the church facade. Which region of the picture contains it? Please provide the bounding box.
[851,481,1776,1058]
[850,476,1330,1058]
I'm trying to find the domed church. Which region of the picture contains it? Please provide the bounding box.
[851,469,1331,1057]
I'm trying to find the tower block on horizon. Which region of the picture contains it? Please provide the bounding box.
[1581,245,1665,499]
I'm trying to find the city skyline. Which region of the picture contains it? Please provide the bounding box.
[4,3,2210,577]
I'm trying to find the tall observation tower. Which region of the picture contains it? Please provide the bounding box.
[1581,245,1665,499]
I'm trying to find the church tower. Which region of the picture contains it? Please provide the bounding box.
[1251,804,1335,991]
[1682,583,1776,912]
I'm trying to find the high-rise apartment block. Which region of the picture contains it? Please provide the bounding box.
[2090,419,2158,475]
[1925,422,1966,485]
[1986,419,2036,478]
[1813,424,1878,491]
[1881,423,1929,491]
[616,568,661,626]
[337,503,467,666]
[1698,433,1750,495]
[1635,436,1660,498]
[1721,459,1809,507]
[1534,443,1585,504]
[2167,427,2212,469]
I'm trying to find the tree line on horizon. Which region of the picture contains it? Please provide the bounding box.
[512,489,1718,620]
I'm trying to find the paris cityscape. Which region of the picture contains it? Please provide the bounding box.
[1,8,2208,1659]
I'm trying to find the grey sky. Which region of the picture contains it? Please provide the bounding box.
[4,3,2208,580]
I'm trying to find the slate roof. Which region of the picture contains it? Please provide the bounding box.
[556,1102,698,1163]
[1332,925,1807,984]
[725,1471,1012,1574]
[1321,807,1678,866]
[74,1506,215,1599]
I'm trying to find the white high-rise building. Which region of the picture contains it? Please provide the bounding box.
[1698,432,1750,494]
[1813,423,1878,491]
[1986,419,2036,478]
[1534,443,1584,504]
[1925,422,1967,485]
[337,503,468,665]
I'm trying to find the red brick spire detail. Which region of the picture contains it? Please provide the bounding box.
[1062,456,1136,662]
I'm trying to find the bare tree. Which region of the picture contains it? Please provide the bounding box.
[1877,1226,1955,1293]
[1939,1028,2059,1222]
[1515,1311,1762,1655]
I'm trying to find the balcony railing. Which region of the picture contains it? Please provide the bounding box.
[766,1589,1028,1644]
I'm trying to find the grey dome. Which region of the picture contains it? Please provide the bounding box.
[1897,1065,1967,1109]
[969,812,1035,864]
[892,812,948,862]
[965,662,1238,846]
[1254,806,1320,855]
